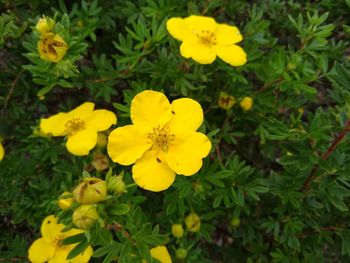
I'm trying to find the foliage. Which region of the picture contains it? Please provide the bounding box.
[1,0,350,262]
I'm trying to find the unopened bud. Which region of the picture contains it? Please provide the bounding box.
[73,177,107,204]
[96,133,107,148]
[72,205,99,229]
[175,248,187,259]
[240,96,253,111]
[107,174,127,195]
[185,212,201,232]
[91,153,109,171]
[58,191,74,210]
[36,17,55,35]
[231,217,240,227]
[171,224,184,238]
[218,92,236,110]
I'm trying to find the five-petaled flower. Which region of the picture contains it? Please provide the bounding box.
[28,215,93,263]
[38,33,68,63]
[40,102,117,156]
[107,90,211,192]
[167,15,247,66]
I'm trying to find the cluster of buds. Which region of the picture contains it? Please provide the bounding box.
[218,91,254,111]
[57,171,127,230]
[171,212,201,259]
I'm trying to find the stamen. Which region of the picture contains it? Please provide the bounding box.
[147,125,175,152]
[196,30,217,46]
[65,118,86,136]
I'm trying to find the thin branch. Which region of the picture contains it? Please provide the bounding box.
[299,118,350,192]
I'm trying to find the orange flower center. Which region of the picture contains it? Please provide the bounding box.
[65,118,86,136]
[197,30,217,47]
[148,126,175,152]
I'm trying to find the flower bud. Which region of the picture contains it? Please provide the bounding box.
[231,217,240,227]
[36,17,55,35]
[175,248,187,259]
[185,212,201,232]
[171,224,184,238]
[72,205,99,230]
[240,96,253,111]
[96,133,107,148]
[37,33,68,63]
[218,92,236,110]
[58,191,74,210]
[107,174,127,195]
[91,153,109,171]
[73,177,107,204]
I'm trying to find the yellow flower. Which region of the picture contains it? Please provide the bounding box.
[40,102,117,156]
[73,177,107,204]
[171,224,184,238]
[58,191,74,210]
[218,92,236,110]
[38,33,68,63]
[149,246,172,263]
[28,215,93,263]
[185,212,201,232]
[36,17,55,35]
[72,205,99,230]
[167,15,247,66]
[240,96,253,111]
[107,90,212,192]
[0,142,4,161]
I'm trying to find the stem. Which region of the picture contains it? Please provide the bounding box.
[2,69,24,110]
[299,118,350,192]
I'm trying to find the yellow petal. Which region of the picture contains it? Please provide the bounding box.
[86,109,117,131]
[0,143,4,161]
[132,151,175,192]
[131,90,172,130]
[41,215,64,240]
[40,113,70,136]
[167,17,190,41]
[215,44,247,66]
[167,132,211,176]
[180,41,216,64]
[47,246,69,263]
[71,245,93,263]
[150,246,172,263]
[66,127,98,156]
[169,98,203,133]
[215,24,243,46]
[68,102,95,121]
[107,125,151,165]
[28,237,55,263]
[184,15,216,33]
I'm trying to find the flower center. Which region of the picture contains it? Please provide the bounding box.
[197,30,217,47]
[148,126,175,152]
[51,234,65,248]
[65,118,86,136]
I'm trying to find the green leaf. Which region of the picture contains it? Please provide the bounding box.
[109,203,130,216]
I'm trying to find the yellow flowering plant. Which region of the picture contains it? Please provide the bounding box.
[107,90,212,192]
[28,215,93,262]
[167,15,247,66]
[4,1,350,263]
[40,102,116,156]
